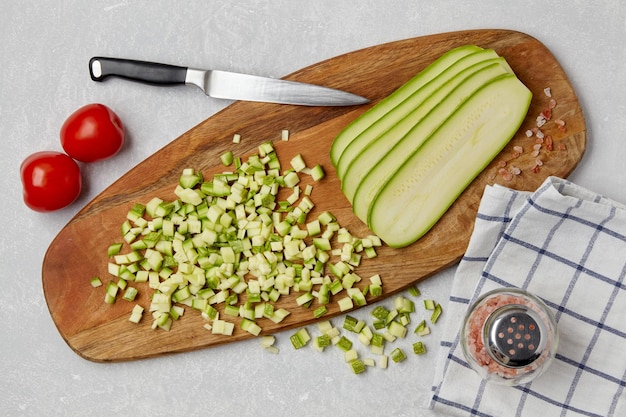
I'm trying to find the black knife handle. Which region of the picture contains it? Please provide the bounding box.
[89,57,188,86]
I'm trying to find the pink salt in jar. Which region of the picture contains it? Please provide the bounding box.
[460,288,558,386]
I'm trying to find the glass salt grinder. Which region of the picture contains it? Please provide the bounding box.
[460,288,559,386]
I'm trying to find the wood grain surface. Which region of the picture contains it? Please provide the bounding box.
[42,29,586,362]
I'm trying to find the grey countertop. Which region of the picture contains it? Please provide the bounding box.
[2,1,625,416]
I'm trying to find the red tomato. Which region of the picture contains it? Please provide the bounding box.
[60,103,125,162]
[20,151,82,212]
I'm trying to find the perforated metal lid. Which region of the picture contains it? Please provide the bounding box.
[483,304,547,368]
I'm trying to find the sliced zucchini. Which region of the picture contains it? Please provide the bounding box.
[368,74,532,247]
[329,44,483,166]
[350,60,513,221]
[335,48,505,180]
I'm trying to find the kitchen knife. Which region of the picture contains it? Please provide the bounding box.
[89,57,369,106]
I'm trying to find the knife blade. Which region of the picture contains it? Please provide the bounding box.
[89,57,369,106]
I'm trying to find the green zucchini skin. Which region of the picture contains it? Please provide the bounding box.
[346,59,512,218]
[331,45,532,248]
[329,45,483,167]
[368,74,531,248]
[335,48,503,181]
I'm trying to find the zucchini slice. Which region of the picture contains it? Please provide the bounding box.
[350,60,513,221]
[329,44,483,166]
[368,74,532,247]
[343,58,512,209]
[335,48,505,180]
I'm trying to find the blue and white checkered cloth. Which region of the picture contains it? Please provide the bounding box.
[430,176,626,417]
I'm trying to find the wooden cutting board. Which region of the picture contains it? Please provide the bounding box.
[42,29,585,362]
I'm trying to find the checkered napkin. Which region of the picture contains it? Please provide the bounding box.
[429,176,626,417]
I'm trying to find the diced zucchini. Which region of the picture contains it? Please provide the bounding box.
[290,328,311,349]
[122,287,138,301]
[338,296,353,312]
[379,355,388,369]
[430,303,443,324]
[414,319,430,336]
[290,154,307,172]
[349,359,366,374]
[315,334,331,350]
[241,318,262,336]
[371,306,389,321]
[129,304,144,323]
[337,336,353,352]
[90,277,103,288]
[413,341,427,355]
[387,320,407,339]
[390,347,407,363]
[95,130,389,347]
[343,315,358,332]
[104,281,118,304]
[260,335,276,348]
[313,305,327,318]
[408,286,421,297]
[107,243,124,257]
[310,165,325,181]
[220,151,234,166]
[344,349,359,363]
